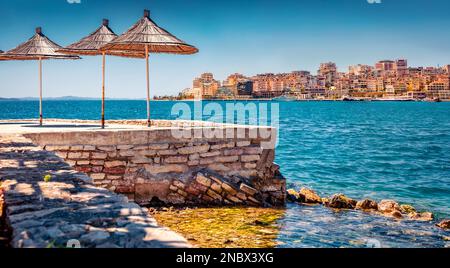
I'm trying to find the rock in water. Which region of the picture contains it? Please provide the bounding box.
[378,200,401,213]
[356,199,378,210]
[390,210,403,219]
[299,188,322,204]
[408,212,434,222]
[436,219,450,230]
[327,194,357,209]
[286,189,300,202]
[400,204,416,214]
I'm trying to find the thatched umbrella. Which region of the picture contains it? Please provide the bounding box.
[57,19,146,128]
[5,27,80,126]
[0,50,8,61]
[102,10,198,126]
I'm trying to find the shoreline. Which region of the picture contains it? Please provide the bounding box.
[1,98,449,102]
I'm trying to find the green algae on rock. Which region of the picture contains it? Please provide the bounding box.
[150,207,285,248]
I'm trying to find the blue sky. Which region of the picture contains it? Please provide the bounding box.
[0,0,449,98]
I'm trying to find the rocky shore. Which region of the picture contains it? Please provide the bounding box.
[287,188,450,231]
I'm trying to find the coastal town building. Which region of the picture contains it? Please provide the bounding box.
[192,73,220,99]
[181,59,450,100]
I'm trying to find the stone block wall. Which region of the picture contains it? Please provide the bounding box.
[25,127,286,206]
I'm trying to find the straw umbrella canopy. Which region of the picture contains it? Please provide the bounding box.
[0,50,9,61]
[57,19,146,129]
[5,27,80,126]
[102,10,199,127]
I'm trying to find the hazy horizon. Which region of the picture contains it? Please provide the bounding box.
[1,0,450,98]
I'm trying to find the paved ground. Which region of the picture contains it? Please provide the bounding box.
[0,119,237,134]
[0,133,191,248]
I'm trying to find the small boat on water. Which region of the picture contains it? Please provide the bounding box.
[373,97,414,102]
[341,96,368,101]
[273,94,297,101]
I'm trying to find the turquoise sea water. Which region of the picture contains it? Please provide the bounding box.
[1,100,449,247]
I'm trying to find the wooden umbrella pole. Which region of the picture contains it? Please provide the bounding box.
[39,57,43,126]
[145,45,151,127]
[101,52,106,129]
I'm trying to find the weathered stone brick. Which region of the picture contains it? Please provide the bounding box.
[169,185,178,191]
[144,164,188,174]
[199,158,215,165]
[202,195,214,202]
[185,185,201,196]
[200,151,221,158]
[240,184,258,196]
[83,145,96,151]
[45,145,70,151]
[178,144,210,155]
[148,143,169,150]
[211,141,235,150]
[244,163,257,169]
[158,149,178,156]
[90,173,106,181]
[104,167,126,175]
[66,160,76,166]
[67,152,82,159]
[196,174,212,187]
[134,145,149,150]
[91,166,104,173]
[177,189,188,197]
[54,151,67,159]
[237,170,257,178]
[236,141,251,147]
[164,156,188,164]
[130,157,152,164]
[236,192,247,201]
[90,160,105,165]
[91,152,107,160]
[154,157,161,164]
[75,166,91,173]
[116,186,134,193]
[107,175,123,181]
[243,146,263,155]
[216,156,239,163]
[210,183,222,193]
[227,195,242,203]
[76,160,90,166]
[222,182,238,195]
[223,148,244,156]
[70,145,84,151]
[247,196,261,205]
[210,176,225,185]
[189,153,200,161]
[187,160,199,166]
[117,145,133,150]
[207,189,222,201]
[138,150,157,157]
[241,154,260,162]
[97,146,116,152]
[104,161,126,168]
[119,150,135,157]
[173,180,185,189]
[207,163,230,172]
